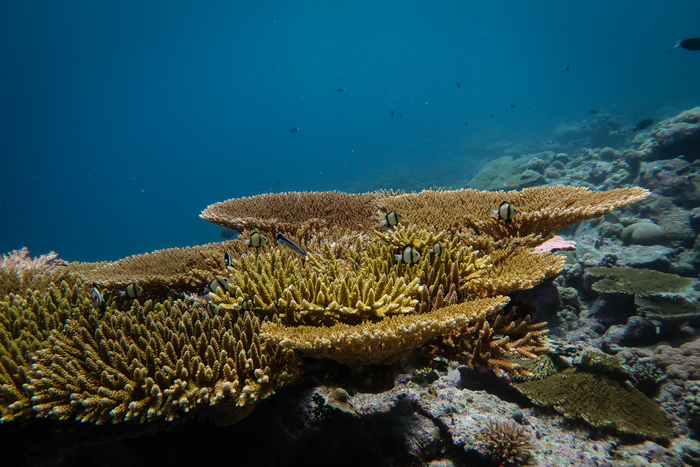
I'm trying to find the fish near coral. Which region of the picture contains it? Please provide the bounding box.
[243,232,268,248]
[394,245,420,265]
[492,201,516,223]
[208,276,230,294]
[429,241,444,256]
[277,232,307,256]
[381,211,402,228]
[91,284,105,308]
[117,283,142,299]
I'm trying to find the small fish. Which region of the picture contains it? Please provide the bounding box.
[429,242,444,256]
[91,284,104,308]
[588,109,598,115]
[565,65,570,71]
[391,108,394,117]
[381,211,402,227]
[206,302,220,317]
[490,113,495,117]
[680,38,700,51]
[509,104,516,109]
[337,87,345,92]
[241,299,253,311]
[633,118,654,132]
[457,82,461,88]
[399,114,402,118]
[118,283,143,299]
[666,41,680,54]
[491,202,516,223]
[277,232,307,256]
[289,127,299,133]
[394,245,420,265]
[208,276,230,294]
[224,249,233,267]
[220,227,236,239]
[609,129,629,136]
[424,102,429,107]
[243,232,268,248]
[465,121,468,126]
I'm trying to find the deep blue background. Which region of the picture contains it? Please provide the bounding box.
[2,0,700,262]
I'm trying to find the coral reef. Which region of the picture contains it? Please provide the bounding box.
[638,106,700,161]
[587,266,693,295]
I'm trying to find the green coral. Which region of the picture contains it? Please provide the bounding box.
[514,350,672,440]
[587,266,692,296]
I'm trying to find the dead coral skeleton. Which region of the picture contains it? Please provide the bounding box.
[0,247,67,277]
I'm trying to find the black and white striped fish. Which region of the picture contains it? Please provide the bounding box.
[117,283,143,299]
[394,245,420,265]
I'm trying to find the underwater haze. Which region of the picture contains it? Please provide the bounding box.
[1,0,699,262]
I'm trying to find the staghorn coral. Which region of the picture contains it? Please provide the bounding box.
[378,185,649,240]
[217,243,423,326]
[476,418,534,466]
[0,247,68,276]
[0,277,97,421]
[587,266,693,296]
[514,350,672,440]
[260,296,510,367]
[77,241,245,300]
[422,299,551,378]
[200,191,381,241]
[26,299,302,426]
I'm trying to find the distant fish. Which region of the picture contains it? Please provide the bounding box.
[289,127,299,133]
[91,284,104,308]
[457,82,461,88]
[243,232,268,248]
[491,201,516,223]
[490,113,495,117]
[424,102,429,107]
[391,108,394,117]
[399,114,402,118]
[118,283,143,299]
[277,232,307,256]
[565,65,570,71]
[241,299,253,312]
[633,118,654,132]
[380,211,402,228]
[220,227,236,239]
[680,38,700,51]
[208,276,230,294]
[337,87,345,92]
[588,109,599,115]
[666,40,681,54]
[224,249,233,267]
[509,104,516,109]
[394,245,420,265]
[465,121,468,126]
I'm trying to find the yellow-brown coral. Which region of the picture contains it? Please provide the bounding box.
[26,300,302,425]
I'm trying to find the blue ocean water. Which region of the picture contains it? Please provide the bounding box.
[1,0,699,262]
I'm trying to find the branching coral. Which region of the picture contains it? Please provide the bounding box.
[261,296,510,367]
[77,241,246,300]
[26,299,302,426]
[0,278,97,422]
[423,299,550,378]
[200,191,381,241]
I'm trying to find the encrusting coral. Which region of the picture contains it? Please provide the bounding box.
[514,350,672,440]
[26,299,302,426]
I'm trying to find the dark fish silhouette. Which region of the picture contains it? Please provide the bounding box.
[633,118,654,132]
[490,113,495,117]
[509,104,516,108]
[565,65,570,71]
[588,109,598,115]
[220,227,236,239]
[424,102,429,107]
[399,114,402,118]
[457,82,461,88]
[465,121,468,126]
[289,127,299,133]
[391,108,394,117]
[681,38,700,51]
[337,87,345,92]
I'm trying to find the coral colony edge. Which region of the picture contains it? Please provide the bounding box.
[4,107,700,465]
